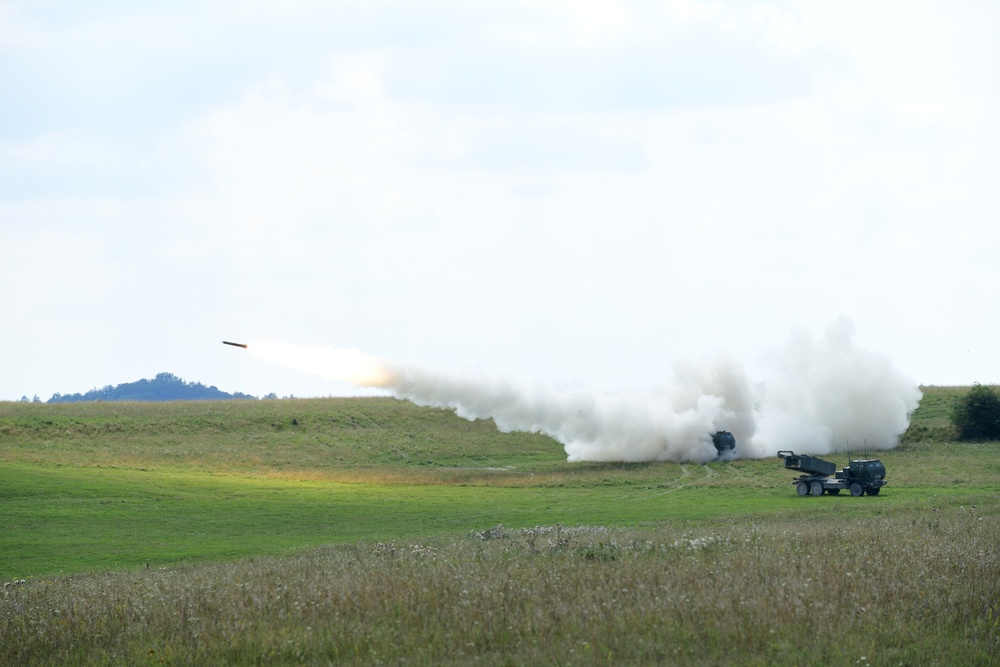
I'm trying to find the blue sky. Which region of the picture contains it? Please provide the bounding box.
[2,0,998,401]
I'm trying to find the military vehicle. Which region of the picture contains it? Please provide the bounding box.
[777,450,887,497]
[712,431,736,457]
[710,430,739,460]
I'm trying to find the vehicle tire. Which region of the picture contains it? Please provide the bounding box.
[828,488,841,495]
[867,487,880,496]
[810,482,824,497]
[796,482,809,496]
[850,483,864,497]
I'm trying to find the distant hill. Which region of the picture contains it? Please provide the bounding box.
[47,372,257,403]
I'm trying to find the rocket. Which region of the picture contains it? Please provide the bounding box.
[222,341,248,349]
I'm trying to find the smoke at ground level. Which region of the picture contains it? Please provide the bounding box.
[248,318,922,463]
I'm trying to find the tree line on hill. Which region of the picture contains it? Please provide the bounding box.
[25,372,274,403]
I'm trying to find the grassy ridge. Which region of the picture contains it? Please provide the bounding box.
[0,397,567,475]
[899,385,965,444]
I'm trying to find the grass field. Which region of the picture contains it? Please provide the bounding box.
[1,387,998,665]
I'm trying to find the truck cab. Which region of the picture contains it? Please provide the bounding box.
[839,459,886,493]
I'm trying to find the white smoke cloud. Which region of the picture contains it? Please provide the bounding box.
[249,318,922,463]
[746,318,923,458]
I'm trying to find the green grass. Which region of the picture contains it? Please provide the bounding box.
[899,384,965,443]
[2,389,999,578]
[0,459,883,577]
[1,387,998,665]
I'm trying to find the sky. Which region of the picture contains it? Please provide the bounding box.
[2,0,998,403]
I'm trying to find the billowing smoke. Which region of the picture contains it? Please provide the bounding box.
[248,318,922,463]
[746,318,922,458]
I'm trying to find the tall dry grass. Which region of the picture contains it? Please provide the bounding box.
[3,506,997,666]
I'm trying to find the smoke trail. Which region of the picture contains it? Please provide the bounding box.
[384,356,753,463]
[247,318,921,463]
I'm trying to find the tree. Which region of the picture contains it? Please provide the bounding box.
[951,383,1000,441]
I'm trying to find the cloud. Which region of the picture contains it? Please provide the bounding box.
[385,1,822,110]
[1,0,999,403]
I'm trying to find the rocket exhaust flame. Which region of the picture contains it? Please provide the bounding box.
[239,319,922,463]
[247,341,396,387]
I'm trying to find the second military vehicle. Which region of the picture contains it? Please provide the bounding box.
[712,431,736,458]
[777,450,887,497]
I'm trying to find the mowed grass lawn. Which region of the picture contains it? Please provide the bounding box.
[1,460,798,577]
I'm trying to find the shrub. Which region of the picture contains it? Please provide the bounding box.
[951,383,1000,441]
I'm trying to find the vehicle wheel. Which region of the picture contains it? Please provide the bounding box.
[850,483,864,497]
[828,488,841,495]
[796,482,809,496]
[867,487,880,496]
[810,482,824,497]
